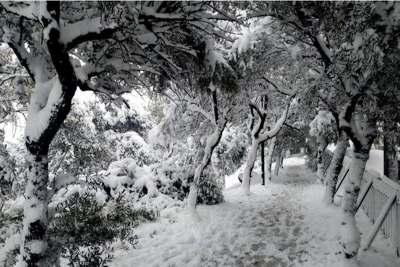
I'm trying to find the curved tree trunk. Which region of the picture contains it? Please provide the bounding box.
[338,94,377,265]
[265,137,276,181]
[323,132,349,204]
[19,3,79,262]
[187,120,226,217]
[340,148,370,262]
[241,105,289,194]
[241,139,259,194]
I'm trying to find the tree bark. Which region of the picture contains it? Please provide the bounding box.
[21,152,49,267]
[274,151,282,176]
[266,137,276,181]
[323,131,349,204]
[188,88,226,217]
[241,105,289,193]
[384,133,398,182]
[338,99,377,263]
[340,148,370,262]
[317,135,324,182]
[241,139,259,194]
[261,141,265,185]
[187,120,226,216]
[20,3,78,264]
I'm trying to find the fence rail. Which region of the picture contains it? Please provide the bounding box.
[333,155,400,256]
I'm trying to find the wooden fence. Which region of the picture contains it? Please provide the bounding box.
[332,155,400,256]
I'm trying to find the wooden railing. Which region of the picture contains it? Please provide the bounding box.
[333,156,400,256]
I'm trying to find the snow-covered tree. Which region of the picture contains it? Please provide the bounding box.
[0,1,236,265]
[249,1,400,264]
[309,108,335,182]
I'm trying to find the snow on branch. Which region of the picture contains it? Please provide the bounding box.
[6,41,38,82]
[0,1,39,21]
[61,17,118,50]
[52,173,78,191]
[249,103,266,138]
[315,35,333,64]
[47,173,79,201]
[185,97,215,124]
[25,78,61,141]
[258,101,291,141]
[262,76,296,96]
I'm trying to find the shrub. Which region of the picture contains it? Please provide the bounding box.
[0,193,157,267]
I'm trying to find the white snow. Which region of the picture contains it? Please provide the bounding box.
[0,234,22,265]
[52,173,77,190]
[25,78,61,141]
[289,44,302,59]
[107,156,400,267]
[60,17,117,46]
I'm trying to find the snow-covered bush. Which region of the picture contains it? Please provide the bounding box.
[0,134,26,210]
[160,165,224,206]
[101,158,225,210]
[0,130,16,206]
[0,208,22,266]
[213,126,248,179]
[195,168,224,205]
[0,192,158,267]
[50,193,157,266]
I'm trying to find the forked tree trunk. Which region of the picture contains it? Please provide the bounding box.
[241,105,289,194]
[21,152,49,266]
[323,132,349,204]
[265,137,276,181]
[340,148,370,262]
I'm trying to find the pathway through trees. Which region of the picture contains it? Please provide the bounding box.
[110,156,399,267]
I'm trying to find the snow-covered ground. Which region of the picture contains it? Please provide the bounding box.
[109,155,399,267]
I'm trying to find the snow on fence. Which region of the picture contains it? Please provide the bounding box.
[334,156,400,256]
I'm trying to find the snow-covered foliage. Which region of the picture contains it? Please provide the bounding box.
[309,110,334,138]
[0,2,240,264]
[1,2,400,267]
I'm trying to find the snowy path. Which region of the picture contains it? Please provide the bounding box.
[111,156,400,267]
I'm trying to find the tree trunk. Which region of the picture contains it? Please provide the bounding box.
[21,152,49,267]
[241,139,259,194]
[242,105,288,193]
[274,152,282,176]
[266,137,276,181]
[340,148,370,263]
[384,134,398,182]
[323,132,349,204]
[317,135,324,182]
[261,141,265,185]
[188,121,226,217]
